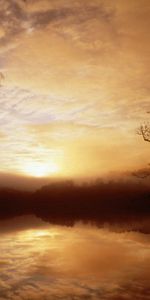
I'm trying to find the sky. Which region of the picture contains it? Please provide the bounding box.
[0,0,150,181]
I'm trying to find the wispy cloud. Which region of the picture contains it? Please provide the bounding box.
[0,0,150,176]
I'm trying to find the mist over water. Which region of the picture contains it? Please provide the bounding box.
[0,215,150,300]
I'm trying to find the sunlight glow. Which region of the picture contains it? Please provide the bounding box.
[33,230,50,237]
[33,230,59,238]
[23,162,59,177]
[22,229,60,241]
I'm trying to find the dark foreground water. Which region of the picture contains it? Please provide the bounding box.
[0,215,150,300]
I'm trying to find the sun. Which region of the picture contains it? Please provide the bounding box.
[23,162,59,177]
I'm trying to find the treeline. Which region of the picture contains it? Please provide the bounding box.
[0,180,150,226]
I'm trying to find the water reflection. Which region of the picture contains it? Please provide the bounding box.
[0,216,150,300]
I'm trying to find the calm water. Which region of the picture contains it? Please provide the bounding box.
[0,215,150,300]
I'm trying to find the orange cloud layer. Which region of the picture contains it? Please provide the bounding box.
[0,0,150,177]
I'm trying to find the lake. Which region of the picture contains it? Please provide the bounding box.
[0,215,150,300]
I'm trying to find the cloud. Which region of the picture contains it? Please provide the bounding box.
[0,0,26,49]
[0,0,150,176]
[0,0,114,51]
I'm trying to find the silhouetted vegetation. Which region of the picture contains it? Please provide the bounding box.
[134,121,150,178]
[137,122,150,142]
[0,180,150,231]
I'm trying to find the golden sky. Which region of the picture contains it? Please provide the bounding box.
[0,0,150,179]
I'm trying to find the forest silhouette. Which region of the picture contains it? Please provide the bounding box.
[0,180,149,231]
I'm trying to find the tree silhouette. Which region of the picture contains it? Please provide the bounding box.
[137,122,150,142]
[133,121,150,178]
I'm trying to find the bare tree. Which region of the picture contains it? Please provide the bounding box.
[133,121,150,178]
[137,122,150,142]
[132,168,150,179]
